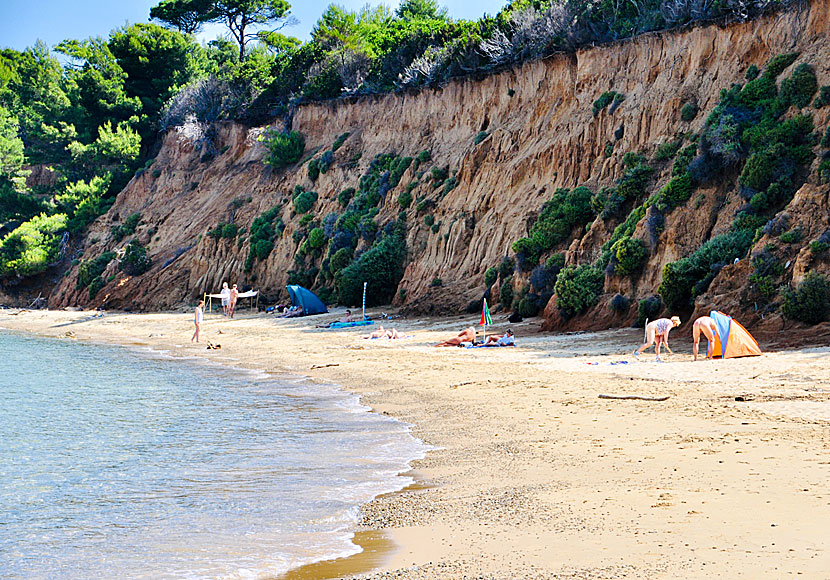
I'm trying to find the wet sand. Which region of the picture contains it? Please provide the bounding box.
[2,308,829,579]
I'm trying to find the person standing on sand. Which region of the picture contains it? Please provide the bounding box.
[692,315,718,361]
[192,300,204,343]
[634,316,681,361]
[220,282,230,316]
[228,284,239,318]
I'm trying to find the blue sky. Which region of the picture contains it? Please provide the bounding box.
[1,0,510,51]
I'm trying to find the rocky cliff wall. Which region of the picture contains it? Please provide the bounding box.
[48,0,830,336]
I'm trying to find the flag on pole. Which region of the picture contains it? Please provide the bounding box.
[480,298,492,326]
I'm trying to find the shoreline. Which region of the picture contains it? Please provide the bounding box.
[3,308,830,579]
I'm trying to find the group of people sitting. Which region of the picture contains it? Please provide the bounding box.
[634,315,721,361]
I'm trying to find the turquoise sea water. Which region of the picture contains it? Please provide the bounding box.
[0,331,429,579]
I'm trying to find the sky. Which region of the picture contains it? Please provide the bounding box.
[1,0,511,52]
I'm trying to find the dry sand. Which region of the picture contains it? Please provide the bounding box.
[2,307,830,579]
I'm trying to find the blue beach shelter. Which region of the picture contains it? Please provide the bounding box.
[286,285,328,315]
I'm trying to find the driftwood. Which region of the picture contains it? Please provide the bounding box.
[599,394,670,401]
[310,363,340,369]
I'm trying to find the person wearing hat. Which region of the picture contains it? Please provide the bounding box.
[634,316,681,361]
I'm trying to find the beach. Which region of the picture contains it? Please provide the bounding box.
[2,308,829,579]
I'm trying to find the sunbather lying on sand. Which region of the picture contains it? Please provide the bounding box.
[434,327,476,347]
[363,325,387,339]
[482,329,514,346]
[316,310,353,328]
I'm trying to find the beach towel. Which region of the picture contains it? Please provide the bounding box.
[466,343,516,348]
[328,320,374,329]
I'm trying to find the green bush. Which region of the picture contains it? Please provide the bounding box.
[293,190,318,214]
[338,187,355,207]
[622,152,647,168]
[335,233,406,306]
[208,222,240,239]
[111,212,141,242]
[611,236,647,276]
[398,190,413,208]
[88,276,106,300]
[819,160,830,184]
[332,132,350,151]
[779,227,803,244]
[517,296,540,317]
[610,294,630,312]
[308,158,320,182]
[499,276,514,306]
[442,176,458,197]
[680,101,699,122]
[329,247,353,273]
[636,295,662,327]
[554,264,604,318]
[781,272,830,324]
[745,64,760,81]
[653,140,682,161]
[424,214,435,227]
[813,86,830,108]
[498,256,515,279]
[484,266,498,287]
[658,230,754,309]
[260,129,305,168]
[308,227,326,249]
[779,63,817,108]
[653,172,693,210]
[245,206,283,272]
[810,240,829,254]
[474,131,489,145]
[119,240,152,276]
[77,251,116,289]
[616,164,653,201]
[431,277,443,287]
[0,213,68,277]
[592,91,624,116]
[430,166,449,184]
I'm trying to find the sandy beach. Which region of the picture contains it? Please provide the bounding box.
[2,307,829,579]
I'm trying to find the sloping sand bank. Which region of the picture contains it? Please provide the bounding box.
[3,309,829,579]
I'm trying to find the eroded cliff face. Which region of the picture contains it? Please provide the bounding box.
[48,1,830,335]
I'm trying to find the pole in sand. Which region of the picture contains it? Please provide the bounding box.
[362,281,367,321]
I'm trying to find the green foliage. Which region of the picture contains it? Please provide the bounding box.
[0,106,24,180]
[622,152,645,168]
[672,144,697,177]
[260,129,305,168]
[498,256,515,279]
[821,127,830,148]
[338,187,355,206]
[517,295,540,317]
[431,277,442,287]
[680,101,698,122]
[636,295,662,327]
[430,165,448,184]
[0,179,43,224]
[819,160,830,184]
[658,230,754,309]
[778,63,817,109]
[484,266,498,287]
[554,264,604,318]
[442,175,458,197]
[293,189,318,214]
[308,158,320,181]
[424,214,435,227]
[474,131,489,145]
[499,276,514,306]
[335,232,406,306]
[398,190,413,208]
[332,132,350,151]
[54,174,113,233]
[781,272,830,324]
[610,236,647,276]
[416,150,431,165]
[745,64,759,81]
[652,172,693,211]
[653,140,681,162]
[119,239,152,276]
[329,246,353,273]
[208,221,240,239]
[111,212,142,242]
[809,240,829,254]
[245,205,283,271]
[592,91,624,116]
[308,227,326,249]
[779,227,803,244]
[813,86,830,109]
[512,186,593,270]
[77,251,116,289]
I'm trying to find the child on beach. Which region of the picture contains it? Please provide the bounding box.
[192,300,204,343]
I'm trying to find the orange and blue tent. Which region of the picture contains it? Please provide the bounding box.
[710,310,761,359]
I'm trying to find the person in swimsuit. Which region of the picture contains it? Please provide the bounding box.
[692,315,718,361]
[192,300,204,343]
[220,282,230,316]
[483,329,515,346]
[434,327,476,347]
[228,284,239,318]
[634,316,681,361]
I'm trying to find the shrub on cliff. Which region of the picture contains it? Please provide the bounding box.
[636,295,662,327]
[781,272,830,324]
[260,130,305,169]
[293,189,318,214]
[119,240,152,276]
[245,206,284,272]
[779,63,817,108]
[592,91,624,116]
[111,212,141,242]
[77,251,116,290]
[335,232,406,307]
[680,101,698,122]
[499,275,514,307]
[484,266,498,287]
[610,236,647,277]
[554,264,604,318]
[0,213,68,278]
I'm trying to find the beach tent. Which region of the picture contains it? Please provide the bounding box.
[286,285,328,315]
[710,310,762,359]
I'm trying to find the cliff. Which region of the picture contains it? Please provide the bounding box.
[44,0,830,336]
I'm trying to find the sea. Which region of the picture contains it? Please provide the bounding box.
[0,330,430,580]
